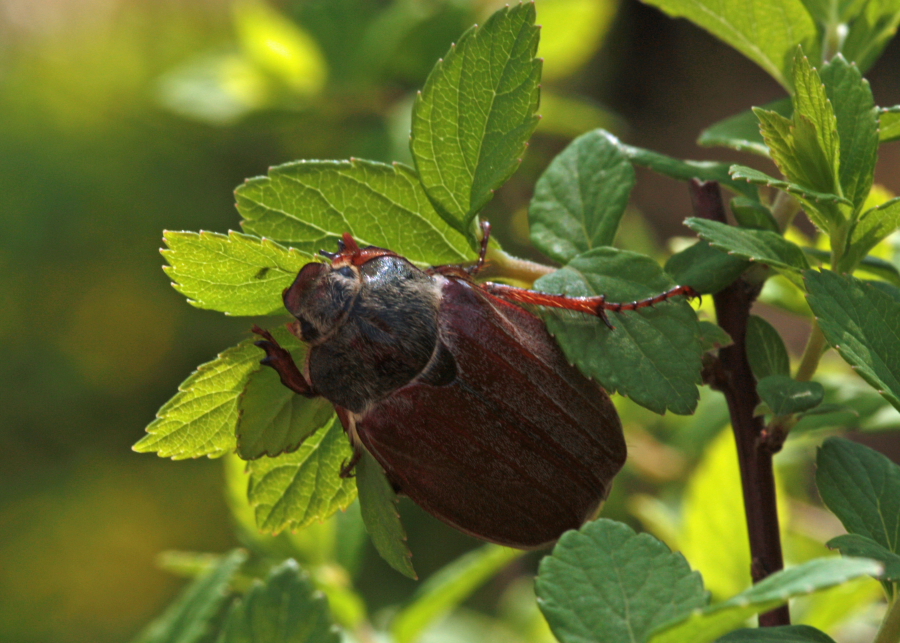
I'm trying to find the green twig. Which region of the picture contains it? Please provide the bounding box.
[875,593,900,643]
[795,322,828,382]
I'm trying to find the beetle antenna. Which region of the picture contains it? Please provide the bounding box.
[468,220,491,275]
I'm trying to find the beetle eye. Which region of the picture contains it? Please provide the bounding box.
[336,266,355,279]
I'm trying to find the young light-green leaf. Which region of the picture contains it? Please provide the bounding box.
[647,557,882,643]
[535,519,708,643]
[247,417,357,533]
[805,269,900,411]
[410,2,541,235]
[746,315,791,380]
[841,0,900,73]
[163,231,311,316]
[698,99,792,156]
[637,0,818,88]
[356,449,416,580]
[844,196,900,270]
[535,248,702,415]
[132,550,247,643]
[529,129,635,263]
[218,559,340,643]
[757,374,825,415]
[237,329,333,460]
[664,240,750,295]
[685,218,811,273]
[792,50,841,195]
[236,159,471,264]
[817,437,900,553]
[881,107,900,143]
[135,340,261,459]
[718,625,837,642]
[828,534,900,581]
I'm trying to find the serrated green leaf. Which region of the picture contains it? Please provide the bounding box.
[803,246,900,285]
[792,50,841,193]
[356,449,416,580]
[881,107,900,143]
[247,417,356,533]
[536,248,702,415]
[805,269,900,411]
[236,329,333,459]
[820,55,879,215]
[647,557,882,643]
[746,315,791,380]
[135,341,261,459]
[844,196,900,270]
[217,559,339,643]
[828,534,900,580]
[617,139,758,199]
[718,624,837,642]
[757,374,825,415]
[529,129,635,263]
[410,3,541,235]
[535,519,708,643]
[685,218,811,274]
[132,550,247,643]
[698,98,792,156]
[637,0,817,88]
[730,165,850,220]
[664,240,750,295]
[391,545,523,643]
[698,321,733,351]
[842,0,900,73]
[162,231,312,316]
[236,159,471,263]
[817,437,900,553]
[731,197,780,232]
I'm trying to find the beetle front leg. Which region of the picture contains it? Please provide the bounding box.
[251,325,317,398]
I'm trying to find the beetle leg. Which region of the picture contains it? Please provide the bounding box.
[251,325,317,398]
[467,220,492,276]
[339,446,363,478]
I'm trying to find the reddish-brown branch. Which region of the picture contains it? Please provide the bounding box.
[689,180,789,627]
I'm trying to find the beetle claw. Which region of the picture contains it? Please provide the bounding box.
[339,448,363,478]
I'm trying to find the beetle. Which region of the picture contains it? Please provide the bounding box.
[252,222,697,548]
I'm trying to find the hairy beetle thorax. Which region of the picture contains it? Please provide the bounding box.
[293,254,444,413]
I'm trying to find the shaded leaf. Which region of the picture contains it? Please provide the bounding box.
[647,557,883,643]
[698,98,792,156]
[133,550,247,643]
[530,129,635,263]
[664,240,749,295]
[236,159,471,263]
[698,321,733,351]
[218,559,340,643]
[718,624,837,642]
[805,269,900,411]
[731,197,780,232]
[163,231,311,316]
[685,218,810,273]
[842,0,900,73]
[356,449,416,579]
[536,248,702,415]
[828,534,900,581]
[248,417,357,533]
[410,3,541,235]
[135,340,261,459]
[881,107,900,143]
[757,375,825,415]
[746,315,791,380]
[535,519,708,643]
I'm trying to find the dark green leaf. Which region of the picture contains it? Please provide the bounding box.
[869,280,900,303]
[410,3,541,235]
[236,159,471,263]
[746,315,791,380]
[757,375,825,415]
[218,559,340,643]
[718,624,837,642]
[881,107,900,143]
[828,534,900,580]
[685,218,811,273]
[536,248,702,415]
[391,545,522,643]
[805,269,900,411]
[698,98,792,156]
[529,129,635,263]
[162,231,312,316]
[817,437,900,553]
[132,550,247,643]
[237,329,333,459]
[802,246,900,285]
[820,55,879,215]
[730,197,780,232]
[648,557,882,643]
[535,519,708,643]
[636,0,817,88]
[247,417,357,533]
[842,0,900,73]
[135,341,261,459]
[356,449,416,579]
[698,321,733,351]
[618,140,758,199]
[664,240,749,295]
[844,196,900,270]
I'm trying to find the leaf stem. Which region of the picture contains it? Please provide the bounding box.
[875,593,900,643]
[690,180,790,627]
[486,247,556,286]
[771,191,801,232]
[795,322,828,382]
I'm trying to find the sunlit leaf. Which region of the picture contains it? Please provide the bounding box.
[698,99,792,156]
[685,218,810,274]
[881,107,900,143]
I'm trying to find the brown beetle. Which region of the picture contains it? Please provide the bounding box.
[252,223,696,548]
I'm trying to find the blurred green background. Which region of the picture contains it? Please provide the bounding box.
[2,1,900,642]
